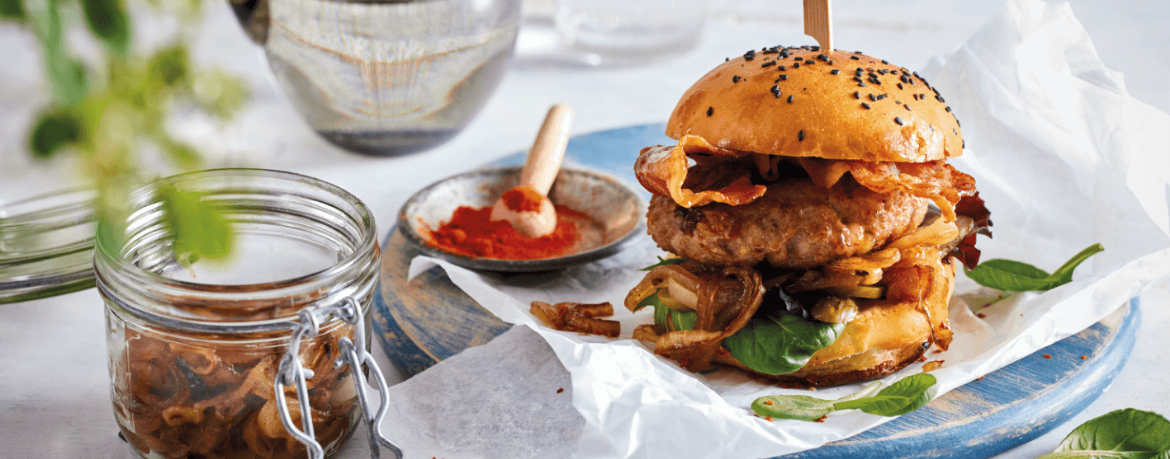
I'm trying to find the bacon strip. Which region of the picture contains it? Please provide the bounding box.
[846,161,977,222]
[635,135,766,208]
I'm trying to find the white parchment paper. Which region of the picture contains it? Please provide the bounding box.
[398,1,1170,457]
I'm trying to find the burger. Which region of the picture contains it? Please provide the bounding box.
[624,46,991,387]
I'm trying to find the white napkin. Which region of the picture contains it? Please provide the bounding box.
[396,0,1170,457]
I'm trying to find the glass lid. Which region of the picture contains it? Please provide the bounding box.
[0,188,97,303]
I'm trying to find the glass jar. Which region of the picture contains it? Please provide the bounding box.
[95,169,382,459]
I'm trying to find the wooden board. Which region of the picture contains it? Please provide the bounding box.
[372,124,1141,457]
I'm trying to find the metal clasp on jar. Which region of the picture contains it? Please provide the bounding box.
[275,297,402,459]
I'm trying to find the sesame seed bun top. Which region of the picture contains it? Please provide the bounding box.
[666,47,964,162]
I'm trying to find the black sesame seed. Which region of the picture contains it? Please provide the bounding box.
[858,82,867,87]
[936,95,945,103]
[770,85,782,98]
[831,69,840,75]
[868,72,878,78]
[956,119,961,127]
[853,91,860,99]
[891,70,899,75]
[876,94,888,100]
[780,49,790,58]
[794,62,800,68]
[894,117,904,126]
[855,50,864,54]
[725,57,729,62]
[787,95,794,103]
[810,45,820,51]
[744,50,756,61]
[762,61,775,68]
[900,75,910,84]
[779,74,788,81]
[945,106,952,112]
[904,105,912,111]
[853,76,863,83]
[805,60,814,65]
[962,140,966,148]
[897,83,904,90]
[861,103,871,109]
[879,69,889,75]
[798,130,805,141]
[868,94,876,101]
[778,65,787,71]
[881,59,889,64]
[732,75,740,83]
[706,107,713,116]
[850,55,860,60]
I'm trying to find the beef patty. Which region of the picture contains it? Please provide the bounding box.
[647,178,928,269]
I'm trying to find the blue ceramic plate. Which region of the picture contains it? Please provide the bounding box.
[373,123,1140,458]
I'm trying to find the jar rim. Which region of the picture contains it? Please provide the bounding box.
[95,168,379,330]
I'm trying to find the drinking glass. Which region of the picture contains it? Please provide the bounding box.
[554,0,708,64]
[231,0,522,156]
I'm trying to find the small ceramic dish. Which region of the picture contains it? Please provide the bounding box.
[397,166,646,272]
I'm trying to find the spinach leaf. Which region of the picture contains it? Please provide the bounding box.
[672,310,697,331]
[965,243,1103,292]
[1038,409,1170,459]
[722,312,844,375]
[649,298,696,331]
[634,293,662,312]
[751,381,882,421]
[833,373,937,416]
[965,259,1052,291]
[1050,244,1106,286]
[752,395,834,421]
[639,256,687,271]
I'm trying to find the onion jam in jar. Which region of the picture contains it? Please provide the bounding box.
[96,169,380,459]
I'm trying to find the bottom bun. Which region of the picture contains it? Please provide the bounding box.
[715,262,955,387]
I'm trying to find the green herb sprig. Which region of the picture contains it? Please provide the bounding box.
[4,0,249,263]
[965,244,1104,292]
[640,256,687,271]
[1038,408,1170,459]
[751,373,938,421]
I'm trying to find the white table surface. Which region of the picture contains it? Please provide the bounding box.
[2,0,1169,458]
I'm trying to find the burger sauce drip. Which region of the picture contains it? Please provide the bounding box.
[425,204,589,259]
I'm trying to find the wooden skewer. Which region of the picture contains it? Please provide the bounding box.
[489,105,574,238]
[803,0,833,52]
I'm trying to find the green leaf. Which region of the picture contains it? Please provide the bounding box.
[833,373,937,416]
[1038,409,1170,459]
[635,293,662,312]
[159,185,232,265]
[671,310,697,331]
[835,381,883,403]
[30,0,88,105]
[640,256,686,271]
[965,259,1052,291]
[722,312,844,375]
[28,110,81,158]
[147,45,189,86]
[648,298,697,331]
[81,0,131,56]
[190,69,250,120]
[965,243,1104,292]
[1050,244,1106,286]
[752,395,834,421]
[0,0,24,21]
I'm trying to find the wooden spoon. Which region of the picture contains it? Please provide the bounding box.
[803,0,833,52]
[490,104,574,238]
